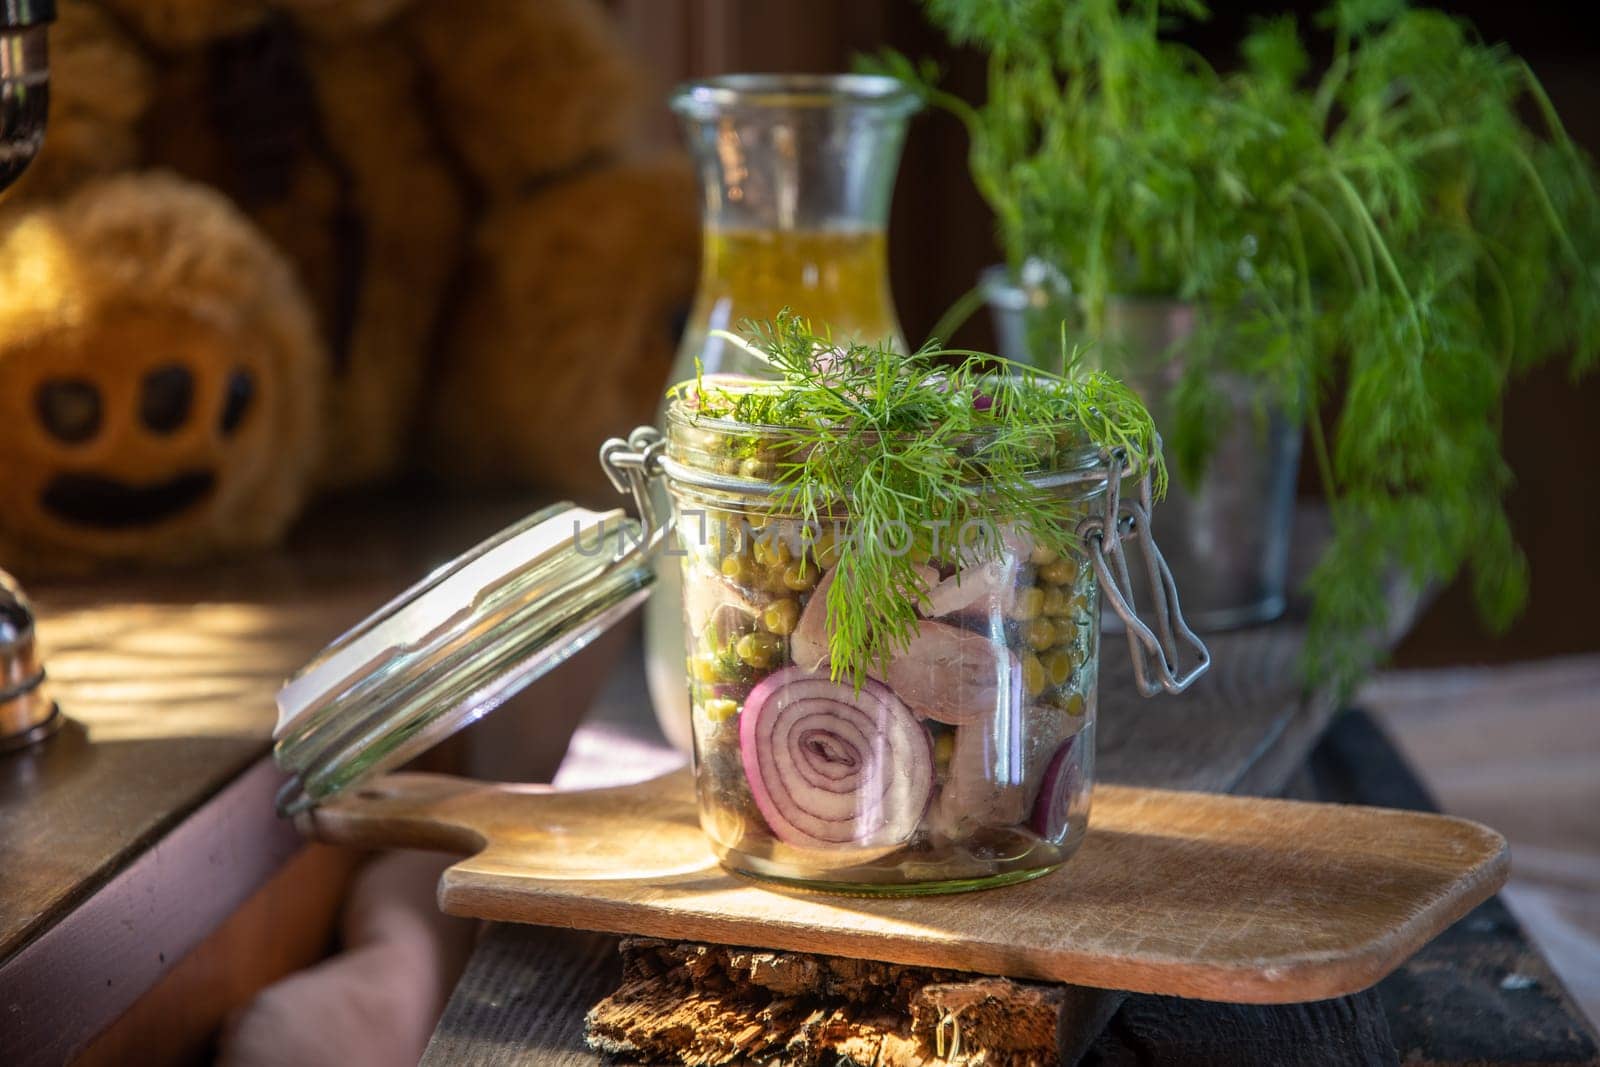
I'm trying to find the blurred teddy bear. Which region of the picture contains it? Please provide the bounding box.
[0,173,326,570]
[0,0,698,573]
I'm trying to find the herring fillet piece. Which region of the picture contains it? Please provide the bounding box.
[878,619,1022,726]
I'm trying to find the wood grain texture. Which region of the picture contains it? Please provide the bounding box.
[0,758,305,1067]
[1094,623,1310,796]
[0,489,529,964]
[1074,708,1599,1067]
[1091,509,1421,801]
[423,926,623,1067]
[1309,709,1600,1067]
[298,769,1507,1004]
[0,491,598,1063]
[72,844,360,1067]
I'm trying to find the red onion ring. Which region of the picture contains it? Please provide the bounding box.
[1030,736,1082,842]
[740,666,934,862]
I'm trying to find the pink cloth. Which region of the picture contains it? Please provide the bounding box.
[217,851,476,1067]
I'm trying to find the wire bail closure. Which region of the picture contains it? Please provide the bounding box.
[599,426,670,559]
[1078,447,1211,696]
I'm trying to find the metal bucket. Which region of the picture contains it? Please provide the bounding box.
[983,270,1300,629]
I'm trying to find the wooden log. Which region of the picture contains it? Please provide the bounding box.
[584,938,1067,1066]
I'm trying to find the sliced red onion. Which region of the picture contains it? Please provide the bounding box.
[1020,704,1078,802]
[880,620,1022,726]
[1030,736,1081,841]
[740,666,934,864]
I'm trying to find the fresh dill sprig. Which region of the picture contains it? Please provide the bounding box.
[874,0,1600,691]
[683,310,1162,687]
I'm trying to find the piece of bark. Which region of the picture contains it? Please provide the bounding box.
[585,939,1066,1066]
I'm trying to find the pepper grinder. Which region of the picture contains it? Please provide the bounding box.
[1,0,59,751]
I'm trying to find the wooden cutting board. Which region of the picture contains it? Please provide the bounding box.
[296,769,1507,1004]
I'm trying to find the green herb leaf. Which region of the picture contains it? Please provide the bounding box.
[897,0,1600,692]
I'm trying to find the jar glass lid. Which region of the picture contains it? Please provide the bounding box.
[272,502,655,816]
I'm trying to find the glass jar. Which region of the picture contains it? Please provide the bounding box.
[648,74,921,752]
[272,417,1208,896]
[662,407,1105,892]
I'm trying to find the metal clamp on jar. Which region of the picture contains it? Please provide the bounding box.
[0,572,59,751]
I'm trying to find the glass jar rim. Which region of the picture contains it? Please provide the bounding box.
[662,392,1110,499]
[670,74,922,119]
[665,376,1101,441]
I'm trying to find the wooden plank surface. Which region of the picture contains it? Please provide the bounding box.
[423,710,1597,1067]
[0,758,304,1067]
[1077,708,1600,1067]
[1311,710,1600,1067]
[300,766,1506,1004]
[0,599,363,962]
[1096,622,1313,795]
[423,927,623,1067]
[1363,654,1600,1027]
[0,491,571,1065]
[0,490,541,966]
[73,844,360,1067]
[1091,511,1420,800]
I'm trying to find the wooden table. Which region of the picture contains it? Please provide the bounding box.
[417,601,1599,1067]
[0,489,585,1066]
[406,518,1405,1065]
[1,495,1587,1064]
[421,703,1600,1066]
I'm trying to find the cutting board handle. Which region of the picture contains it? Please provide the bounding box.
[293,773,540,856]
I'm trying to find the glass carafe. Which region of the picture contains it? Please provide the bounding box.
[645,74,921,751]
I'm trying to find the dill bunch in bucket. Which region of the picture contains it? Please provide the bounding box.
[875,0,1600,688]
